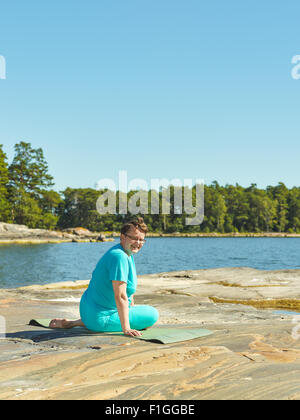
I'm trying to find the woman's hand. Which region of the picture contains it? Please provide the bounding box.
[112,282,142,337]
[123,328,142,337]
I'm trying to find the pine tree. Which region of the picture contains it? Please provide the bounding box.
[9,141,54,196]
[8,141,55,227]
[0,144,11,221]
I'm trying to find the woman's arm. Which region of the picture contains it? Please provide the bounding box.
[112,281,141,336]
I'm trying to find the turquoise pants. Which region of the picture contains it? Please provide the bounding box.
[79,290,159,332]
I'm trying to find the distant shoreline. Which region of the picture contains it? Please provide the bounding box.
[1,221,300,245]
[1,231,300,245]
[144,232,300,238]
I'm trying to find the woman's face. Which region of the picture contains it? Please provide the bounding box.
[120,227,146,255]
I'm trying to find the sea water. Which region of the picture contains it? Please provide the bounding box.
[1,237,300,289]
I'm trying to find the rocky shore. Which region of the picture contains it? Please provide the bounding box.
[0,222,113,244]
[1,222,300,245]
[1,267,300,400]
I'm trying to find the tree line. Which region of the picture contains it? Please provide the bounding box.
[1,142,300,233]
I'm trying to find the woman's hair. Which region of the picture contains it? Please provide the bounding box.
[121,217,148,235]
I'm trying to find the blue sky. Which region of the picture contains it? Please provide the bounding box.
[0,0,300,192]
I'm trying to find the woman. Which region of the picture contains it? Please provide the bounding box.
[50,217,159,337]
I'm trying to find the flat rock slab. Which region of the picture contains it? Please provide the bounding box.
[1,267,300,400]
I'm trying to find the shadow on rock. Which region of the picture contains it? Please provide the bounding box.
[6,327,100,343]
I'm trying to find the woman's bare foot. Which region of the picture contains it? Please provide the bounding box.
[49,318,84,329]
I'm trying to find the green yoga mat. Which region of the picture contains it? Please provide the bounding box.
[29,319,213,344]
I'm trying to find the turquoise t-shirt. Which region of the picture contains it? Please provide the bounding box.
[85,243,137,310]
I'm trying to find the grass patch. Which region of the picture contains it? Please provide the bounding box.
[209,296,300,311]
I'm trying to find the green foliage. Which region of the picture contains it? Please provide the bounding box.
[6,141,59,229]
[55,182,300,234]
[57,188,104,230]
[0,144,12,221]
[3,143,300,233]
[9,141,54,195]
[11,189,43,228]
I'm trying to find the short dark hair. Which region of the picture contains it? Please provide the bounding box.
[121,217,148,235]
